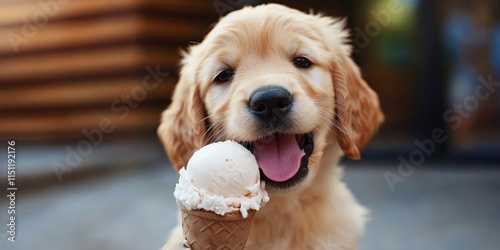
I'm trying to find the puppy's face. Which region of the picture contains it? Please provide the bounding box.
[159,4,383,192]
[198,7,334,190]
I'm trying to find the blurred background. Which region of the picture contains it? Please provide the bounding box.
[0,0,499,249]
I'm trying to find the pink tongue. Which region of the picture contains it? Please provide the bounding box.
[253,134,305,182]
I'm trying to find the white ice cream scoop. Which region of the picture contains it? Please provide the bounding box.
[186,140,259,197]
[174,140,269,217]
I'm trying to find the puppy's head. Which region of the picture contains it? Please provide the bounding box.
[159,4,383,191]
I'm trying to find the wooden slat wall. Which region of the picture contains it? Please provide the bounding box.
[0,0,218,141]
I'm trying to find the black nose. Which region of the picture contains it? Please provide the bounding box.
[249,86,293,120]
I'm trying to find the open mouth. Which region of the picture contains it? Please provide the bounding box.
[244,133,314,189]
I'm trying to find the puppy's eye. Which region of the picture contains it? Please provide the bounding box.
[293,57,312,68]
[215,70,234,83]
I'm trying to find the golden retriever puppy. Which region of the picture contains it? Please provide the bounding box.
[159,4,383,250]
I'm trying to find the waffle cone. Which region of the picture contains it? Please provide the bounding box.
[179,204,255,250]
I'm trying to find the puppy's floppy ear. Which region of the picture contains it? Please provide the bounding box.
[331,53,384,160]
[158,50,207,171]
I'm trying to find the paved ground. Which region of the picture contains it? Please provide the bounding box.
[1,160,500,250]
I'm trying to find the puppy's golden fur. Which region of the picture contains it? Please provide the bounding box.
[159,4,383,250]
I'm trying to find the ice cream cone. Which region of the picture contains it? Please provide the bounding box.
[179,204,255,250]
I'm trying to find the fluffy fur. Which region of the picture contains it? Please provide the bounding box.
[159,4,383,250]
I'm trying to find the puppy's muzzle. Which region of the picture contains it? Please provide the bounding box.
[249,86,293,121]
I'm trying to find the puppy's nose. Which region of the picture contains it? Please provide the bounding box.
[249,86,293,120]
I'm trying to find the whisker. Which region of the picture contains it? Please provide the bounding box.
[205,120,225,144]
[182,113,218,138]
[313,98,361,128]
[207,119,230,144]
